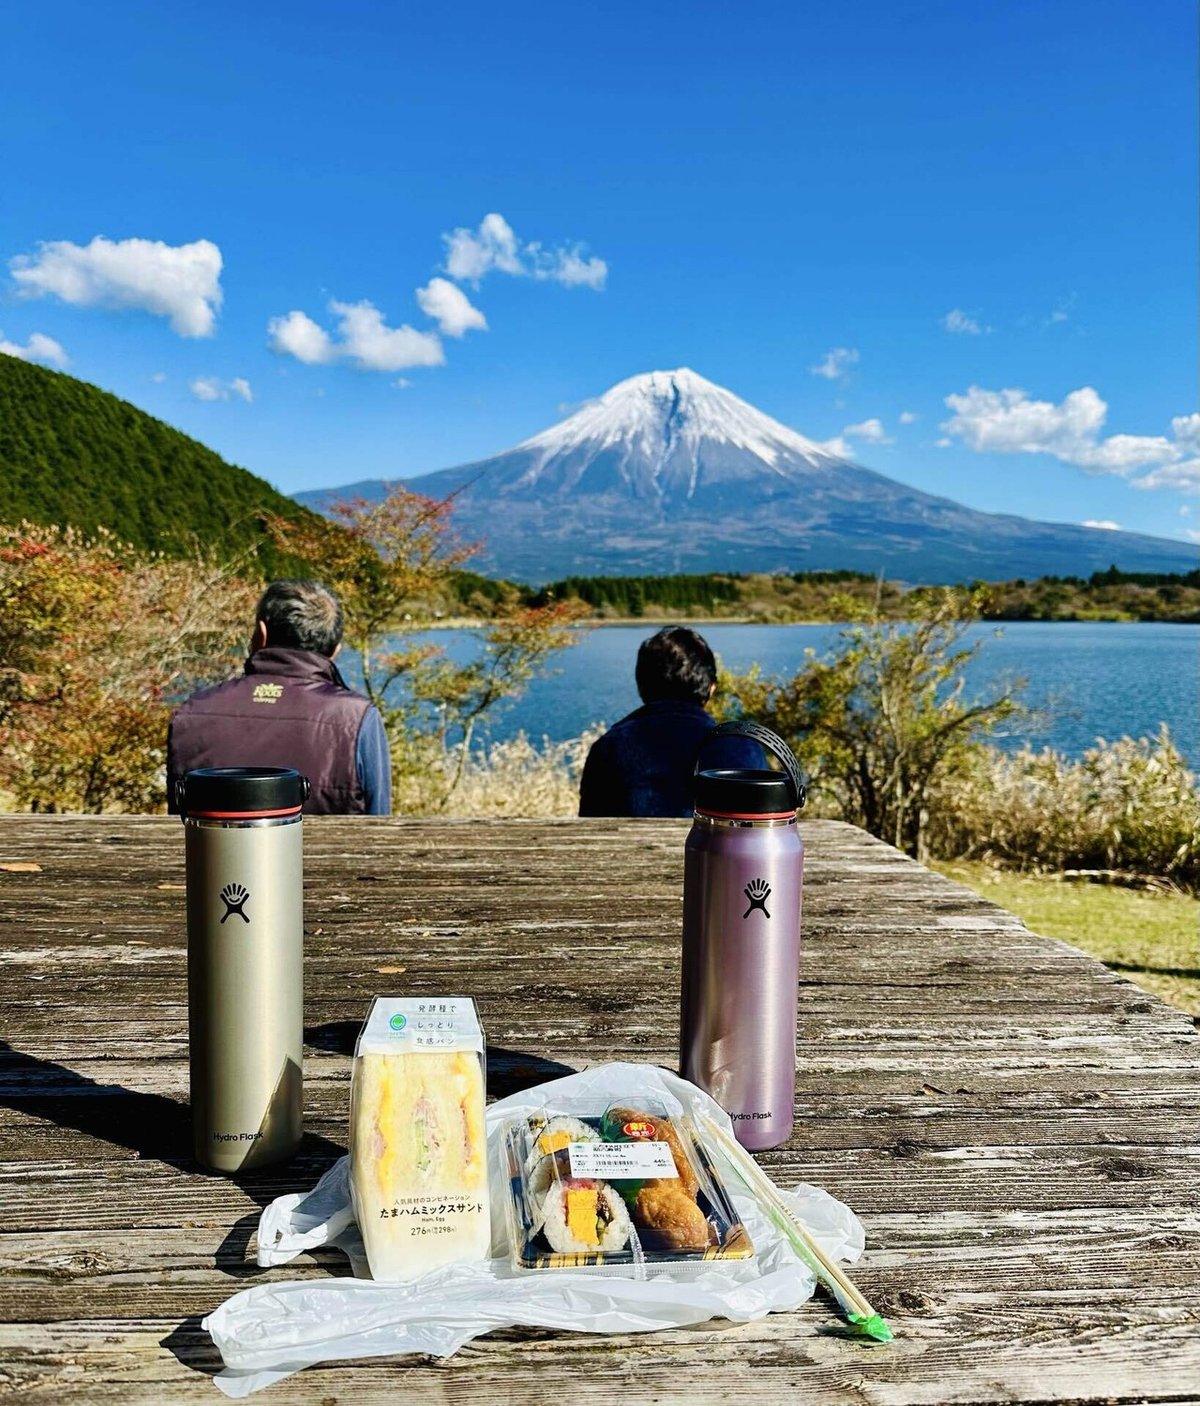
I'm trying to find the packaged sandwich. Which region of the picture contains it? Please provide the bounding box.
[349,996,490,1281]
[503,1100,752,1274]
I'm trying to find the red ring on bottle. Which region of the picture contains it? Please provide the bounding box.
[696,808,797,821]
[185,806,304,819]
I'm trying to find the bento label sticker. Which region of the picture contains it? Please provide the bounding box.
[568,1141,678,1179]
[622,1119,656,1140]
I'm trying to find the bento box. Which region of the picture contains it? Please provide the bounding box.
[502,1100,754,1275]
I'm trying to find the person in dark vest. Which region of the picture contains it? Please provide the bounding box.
[167,579,391,815]
[578,626,764,818]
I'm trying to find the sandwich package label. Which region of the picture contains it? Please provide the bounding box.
[355,996,485,1056]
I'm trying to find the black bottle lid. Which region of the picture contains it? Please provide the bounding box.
[176,767,310,818]
[693,721,806,817]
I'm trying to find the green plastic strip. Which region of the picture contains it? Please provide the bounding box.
[847,1312,895,1343]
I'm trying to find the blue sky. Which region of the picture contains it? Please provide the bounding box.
[2,0,1196,545]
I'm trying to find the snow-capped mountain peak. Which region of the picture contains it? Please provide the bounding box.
[513,368,840,498]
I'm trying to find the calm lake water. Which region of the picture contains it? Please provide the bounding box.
[355,622,1200,764]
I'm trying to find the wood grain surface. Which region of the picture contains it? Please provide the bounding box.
[0,815,1197,1404]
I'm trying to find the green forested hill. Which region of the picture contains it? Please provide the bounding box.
[0,356,310,563]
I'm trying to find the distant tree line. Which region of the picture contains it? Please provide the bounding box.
[445,565,1200,624]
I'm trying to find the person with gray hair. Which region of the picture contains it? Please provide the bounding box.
[167,579,391,814]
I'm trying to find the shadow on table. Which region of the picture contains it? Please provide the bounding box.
[0,1032,578,1381]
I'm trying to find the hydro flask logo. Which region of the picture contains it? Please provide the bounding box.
[219,883,250,924]
[743,878,771,920]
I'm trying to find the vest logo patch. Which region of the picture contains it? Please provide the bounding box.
[252,683,284,703]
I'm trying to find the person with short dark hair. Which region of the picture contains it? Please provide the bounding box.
[578,626,764,817]
[167,579,391,815]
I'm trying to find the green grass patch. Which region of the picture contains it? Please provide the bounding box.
[931,860,1200,1017]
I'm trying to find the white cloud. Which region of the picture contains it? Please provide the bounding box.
[10,236,222,337]
[821,416,894,458]
[329,299,444,371]
[442,212,607,290]
[150,371,167,383]
[0,330,68,368]
[415,277,487,337]
[444,213,523,282]
[898,410,918,425]
[190,375,253,403]
[529,245,607,289]
[942,308,990,336]
[270,299,444,373]
[394,378,411,390]
[1081,520,1121,530]
[843,417,893,445]
[1170,413,1200,452]
[1185,529,1200,543]
[810,347,859,381]
[268,309,336,364]
[1181,505,1192,516]
[941,384,1200,491]
[1130,459,1200,492]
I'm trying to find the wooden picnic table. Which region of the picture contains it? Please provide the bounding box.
[0,814,1197,1403]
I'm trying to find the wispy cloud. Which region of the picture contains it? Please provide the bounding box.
[10,236,222,337]
[0,330,68,368]
[269,300,444,372]
[941,386,1200,491]
[190,375,253,403]
[810,347,859,381]
[941,308,990,336]
[821,415,893,459]
[898,410,918,425]
[843,417,893,445]
[1081,519,1120,530]
[443,212,607,290]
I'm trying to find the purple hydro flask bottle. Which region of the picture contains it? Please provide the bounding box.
[681,721,806,1151]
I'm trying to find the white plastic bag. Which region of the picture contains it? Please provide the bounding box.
[205,1062,864,1397]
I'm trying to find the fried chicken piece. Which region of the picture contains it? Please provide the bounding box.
[633,1180,712,1252]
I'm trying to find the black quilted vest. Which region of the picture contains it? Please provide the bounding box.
[167,649,373,814]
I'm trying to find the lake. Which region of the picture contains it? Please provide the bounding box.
[353,621,1200,764]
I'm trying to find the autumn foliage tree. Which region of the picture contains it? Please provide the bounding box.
[267,487,588,811]
[721,588,1022,859]
[0,523,257,811]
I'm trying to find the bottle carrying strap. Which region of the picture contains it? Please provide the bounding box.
[697,720,807,810]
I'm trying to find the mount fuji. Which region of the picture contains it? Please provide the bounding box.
[296,369,1196,584]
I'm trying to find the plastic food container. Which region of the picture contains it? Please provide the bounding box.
[502,1100,753,1275]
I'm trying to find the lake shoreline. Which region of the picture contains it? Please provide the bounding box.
[425,612,1200,629]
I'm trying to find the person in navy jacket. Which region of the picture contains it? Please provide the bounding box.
[578,626,765,818]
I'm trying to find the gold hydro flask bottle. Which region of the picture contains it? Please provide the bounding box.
[178,766,309,1173]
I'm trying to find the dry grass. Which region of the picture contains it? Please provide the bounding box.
[931,728,1200,892]
[393,727,604,817]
